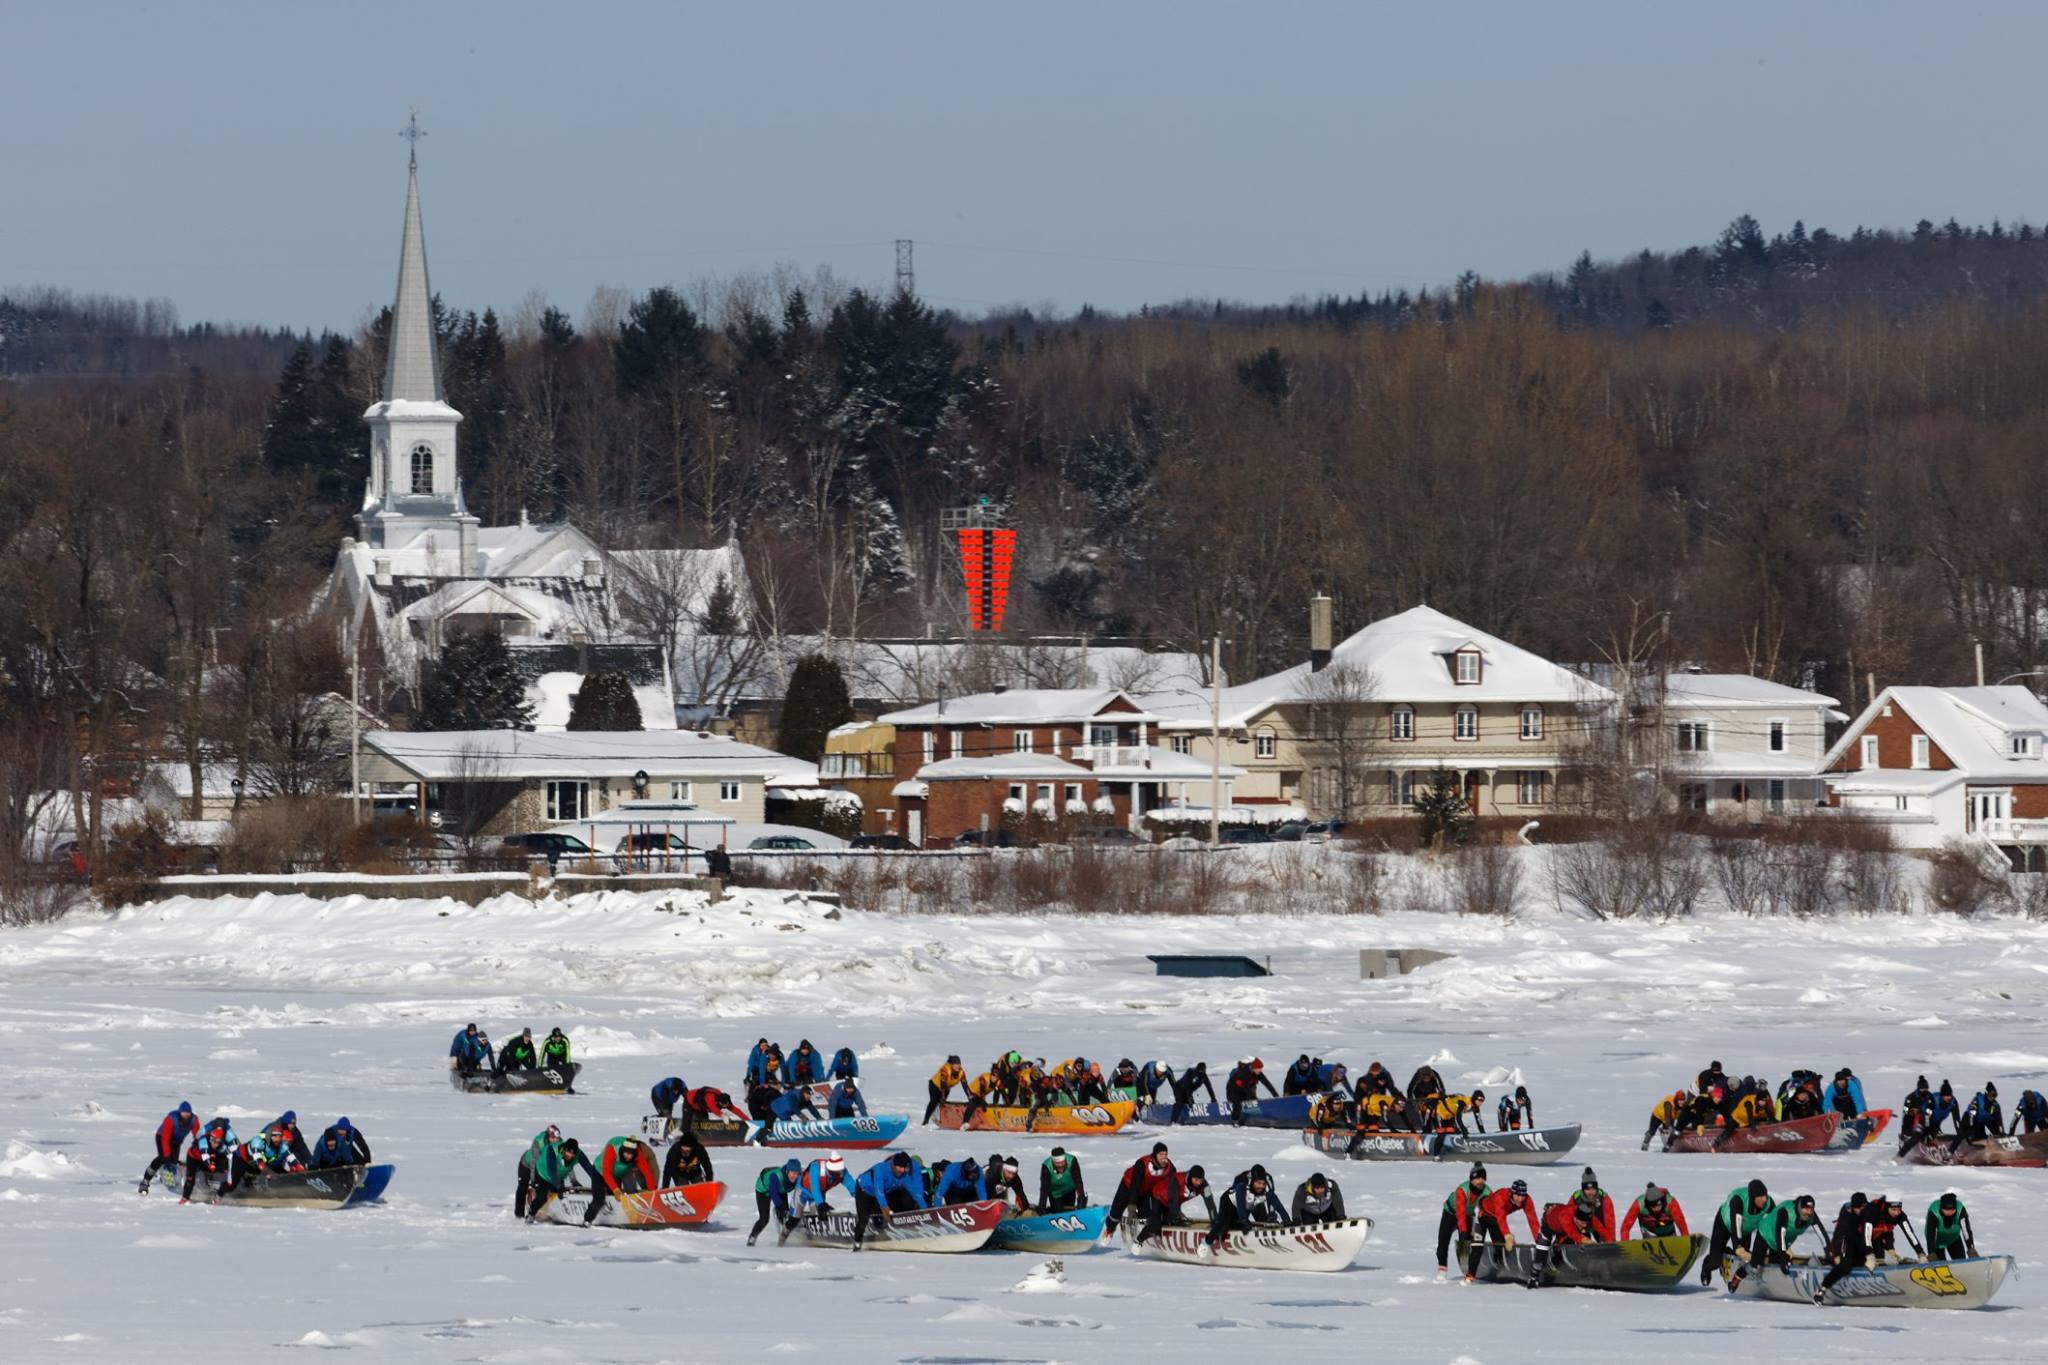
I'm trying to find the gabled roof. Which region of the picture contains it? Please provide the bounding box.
[1821,684,2048,782]
[1143,605,1612,730]
[878,688,1158,727]
[1661,673,1838,709]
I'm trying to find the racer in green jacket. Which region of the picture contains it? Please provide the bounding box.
[1925,1192,1977,1261]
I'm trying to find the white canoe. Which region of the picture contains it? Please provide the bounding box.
[1733,1255,2014,1310]
[1121,1217,1372,1272]
[786,1199,1003,1253]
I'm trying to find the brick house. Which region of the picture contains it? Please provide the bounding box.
[1822,684,2048,859]
[867,688,1239,846]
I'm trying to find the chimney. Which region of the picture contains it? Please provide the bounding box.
[373,555,393,587]
[582,553,604,589]
[1309,593,1333,672]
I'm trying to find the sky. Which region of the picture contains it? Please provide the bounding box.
[3,0,2043,334]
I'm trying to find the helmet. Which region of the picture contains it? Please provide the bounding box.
[824,1154,845,1173]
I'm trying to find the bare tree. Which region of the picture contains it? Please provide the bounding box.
[442,739,513,855]
[1293,661,1380,821]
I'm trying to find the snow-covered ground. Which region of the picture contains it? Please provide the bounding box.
[3,886,2046,1361]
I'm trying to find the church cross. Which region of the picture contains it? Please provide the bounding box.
[400,109,427,167]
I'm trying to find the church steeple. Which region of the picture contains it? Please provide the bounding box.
[383,133,442,403]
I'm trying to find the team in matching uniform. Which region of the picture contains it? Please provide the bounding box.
[138,1103,372,1204]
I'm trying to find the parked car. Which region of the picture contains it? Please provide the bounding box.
[849,834,911,850]
[613,831,696,871]
[1216,826,1274,846]
[747,834,817,851]
[494,831,596,869]
[1271,821,1307,842]
[1069,826,1142,846]
[952,828,1029,849]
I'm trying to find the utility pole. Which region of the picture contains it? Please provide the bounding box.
[894,239,915,298]
[1208,633,1223,847]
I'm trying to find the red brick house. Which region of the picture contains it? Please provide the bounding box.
[868,688,1239,846]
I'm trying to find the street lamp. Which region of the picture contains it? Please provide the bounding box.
[230,776,244,814]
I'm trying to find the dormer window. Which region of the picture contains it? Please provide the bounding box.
[1454,648,1482,685]
[2013,734,2035,759]
[410,442,434,494]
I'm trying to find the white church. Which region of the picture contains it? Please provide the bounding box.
[326,149,745,728]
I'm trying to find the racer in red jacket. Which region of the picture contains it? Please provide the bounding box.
[1619,1183,1689,1239]
[1463,1180,1540,1282]
[1103,1143,1214,1243]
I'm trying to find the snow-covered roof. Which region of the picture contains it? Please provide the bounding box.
[1144,605,1611,730]
[530,672,677,732]
[1826,768,1962,796]
[1822,684,2048,782]
[1661,674,1839,709]
[917,752,1094,781]
[364,729,799,782]
[878,688,1158,727]
[1089,745,1246,780]
[1670,753,1826,780]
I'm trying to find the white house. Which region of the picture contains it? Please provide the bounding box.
[1660,672,1842,816]
[1822,684,2048,859]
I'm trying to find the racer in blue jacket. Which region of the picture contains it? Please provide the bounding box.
[828,1079,868,1118]
[2012,1088,2048,1135]
[1964,1084,2005,1140]
[829,1047,860,1081]
[309,1118,372,1168]
[140,1101,198,1194]
[179,1117,240,1202]
[746,1159,804,1245]
[450,1023,492,1074]
[787,1039,826,1085]
[768,1086,823,1123]
[1314,1061,1354,1097]
[1822,1069,1866,1119]
[852,1152,929,1248]
[932,1157,987,1205]
[650,1076,689,1115]
[1136,1060,1176,1102]
[745,1039,783,1087]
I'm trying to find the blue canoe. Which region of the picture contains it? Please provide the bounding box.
[751,1114,910,1148]
[1138,1095,1317,1128]
[986,1205,1109,1253]
[349,1163,396,1204]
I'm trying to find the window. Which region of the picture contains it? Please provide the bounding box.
[1520,706,1543,741]
[1089,724,1117,750]
[1969,789,2010,830]
[1860,735,1879,769]
[922,731,936,766]
[545,780,589,821]
[2013,734,2035,758]
[1676,721,1710,753]
[1454,706,1478,742]
[1517,771,1549,805]
[716,780,740,803]
[1766,779,1786,811]
[669,781,693,802]
[1064,783,1082,806]
[1911,735,1930,769]
[1014,731,1033,754]
[409,442,434,494]
[1007,783,1026,803]
[1454,648,1481,684]
[1389,706,1415,742]
[1036,783,1055,805]
[1255,728,1277,759]
[948,730,963,758]
[1678,782,1708,812]
[1768,720,1786,753]
[1393,772,1419,806]
[1170,735,1191,755]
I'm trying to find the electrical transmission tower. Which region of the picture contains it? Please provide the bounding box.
[894,239,914,298]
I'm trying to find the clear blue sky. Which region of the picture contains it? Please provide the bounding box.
[3,0,2040,332]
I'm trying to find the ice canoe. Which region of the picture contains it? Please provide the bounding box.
[1460,1234,1703,1291]
[986,1205,1108,1253]
[161,1163,394,1209]
[787,1198,1003,1252]
[934,1100,1136,1135]
[537,1180,725,1228]
[1122,1217,1371,1272]
[1303,1124,1581,1165]
[1665,1112,1840,1154]
[1731,1255,2014,1309]
[1137,1096,1316,1127]
[639,1114,906,1149]
[451,1063,581,1095]
[1899,1130,2048,1168]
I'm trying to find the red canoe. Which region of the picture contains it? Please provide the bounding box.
[1666,1112,1841,1154]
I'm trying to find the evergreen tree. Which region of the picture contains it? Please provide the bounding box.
[777,654,852,763]
[565,670,643,730]
[1413,769,1472,850]
[698,573,743,634]
[414,631,535,731]
[613,286,707,395]
[1234,346,1293,407]
[538,306,578,353]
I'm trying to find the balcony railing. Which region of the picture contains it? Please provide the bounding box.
[1080,744,1149,769]
[1978,817,2048,844]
